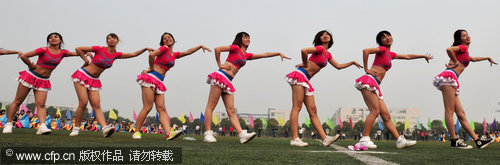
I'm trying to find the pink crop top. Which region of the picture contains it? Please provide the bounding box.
[90,46,123,69]
[308,46,332,68]
[154,46,181,71]
[455,45,470,67]
[225,45,254,69]
[35,47,70,69]
[372,46,396,70]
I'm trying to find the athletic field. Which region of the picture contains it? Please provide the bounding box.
[0,129,498,164]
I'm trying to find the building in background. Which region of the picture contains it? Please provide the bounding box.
[332,107,420,131]
[212,108,290,126]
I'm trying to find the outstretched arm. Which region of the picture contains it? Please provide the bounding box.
[250,52,290,61]
[120,47,154,59]
[394,53,433,62]
[470,56,497,66]
[0,49,22,57]
[178,45,211,59]
[328,58,362,70]
[65,51,85,57]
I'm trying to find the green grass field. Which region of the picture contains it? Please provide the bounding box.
[0,129,498,164]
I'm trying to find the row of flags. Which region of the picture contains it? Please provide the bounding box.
[4,103,498,132]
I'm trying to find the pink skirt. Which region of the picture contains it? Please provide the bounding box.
[17,70,51,91]
[285,70,314,96]
[137,73,167,95]
[354,74,383,99]
[207,70,235,95]
[433,69,460,95]
[71,68,102,91]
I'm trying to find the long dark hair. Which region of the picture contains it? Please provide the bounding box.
[232,32,250,47]
[47,32,64,49]
[313,30,333,48]
[159,32,175,46]
[452,29,467,46]
[376,31,391,46]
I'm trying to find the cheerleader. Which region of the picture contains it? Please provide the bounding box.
[203,32,290,143]
[69,33,152,137]
[3,32,79,134]
[133,32,210,140]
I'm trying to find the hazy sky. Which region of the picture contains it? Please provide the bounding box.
[1,0,499,124]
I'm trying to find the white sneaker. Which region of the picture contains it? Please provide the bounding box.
[2,122,13,134]
[132,132,141,140]
[204,130,217,143]
[290,138,308,147]
[69,127,80,136]
[36,123,52,135]
[359,136,377,149]
[102,125,115,137]
[322,134,340,147]
[239,130,257,144]
[396,136,417,149]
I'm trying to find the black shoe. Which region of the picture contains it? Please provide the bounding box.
[475,138,494,149]
[450,138,473,149]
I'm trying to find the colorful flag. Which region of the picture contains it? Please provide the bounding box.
[349,117,353,129]
[250,115,254,128]
[470,119,475,131]
[133,110,137,121]
[378,118,384,130]
[66,109,72,120]
[483,118,486,135]
[212,114,219,126]
[19,104,29,112]
[427,117,431,129]
[262,117,268,128]
[492,118,497,132]
[416,118,422,130]
[189,112,194,123]
[0,103,5,111]
[455,119,460,134]
[56,107,62,117]
[278,116,284,127]
[91,110,96,118]
[200,112,204,123]
[442,118,446,128]
[108,109,117,120]
[327,117,334,129]
[339,116,343,129]
[404,117,409,130]
[156,112,159,122]
[180,112,186,124]
[34,107,37,115]
[393,118,396,126]
[305,116,311,128]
